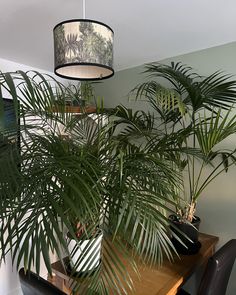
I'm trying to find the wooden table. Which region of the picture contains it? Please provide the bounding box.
[49,233,218,295]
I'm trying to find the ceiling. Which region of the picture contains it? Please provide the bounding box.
[1,0,236,73]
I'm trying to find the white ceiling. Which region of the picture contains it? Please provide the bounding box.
[1,0,236,73]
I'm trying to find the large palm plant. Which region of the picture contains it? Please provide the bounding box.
[132,62,236,222]
[0,71,183,294]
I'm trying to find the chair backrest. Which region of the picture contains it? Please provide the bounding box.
[197,239,236,295]
[19,268,66,295]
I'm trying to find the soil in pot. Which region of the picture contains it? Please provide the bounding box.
[169,215,201,255]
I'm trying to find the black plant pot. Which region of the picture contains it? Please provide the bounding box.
[169,215,201,255]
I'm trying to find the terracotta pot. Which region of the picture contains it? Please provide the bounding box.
[169,215,201,255]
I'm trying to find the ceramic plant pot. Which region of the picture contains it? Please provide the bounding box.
[68,230,103,273]
[169,215,201,255]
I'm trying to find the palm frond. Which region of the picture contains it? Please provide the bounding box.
[136,62,236,114]
[196,108,236,156]
[0,70,183,294]
[199,71,236,110]
[131,81,188,124]
[143,62,200,96]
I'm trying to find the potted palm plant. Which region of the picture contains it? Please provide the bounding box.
[132,62,236,253]
[63,81,97,109]
[0,70,184,294]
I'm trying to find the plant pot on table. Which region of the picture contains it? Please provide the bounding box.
[169,215,201,255]
[67,230,103,274]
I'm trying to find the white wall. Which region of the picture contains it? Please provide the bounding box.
[0,57,64,295]
[94,41,236,295]
[0,58,54,75]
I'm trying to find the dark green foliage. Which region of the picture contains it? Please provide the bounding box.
[132,62,236,221]
[0,71,181,294]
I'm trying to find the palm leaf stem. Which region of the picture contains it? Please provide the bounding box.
[193,150,236,201]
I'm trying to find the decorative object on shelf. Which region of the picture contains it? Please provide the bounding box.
[64,81,96,108]
[53,0,114,81]
[52,82,97,114]
[132,62,236,253]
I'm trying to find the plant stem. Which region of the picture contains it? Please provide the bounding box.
[182,119,192,204]
[193,160,205,198]
[191,113,196,204]
[193,151,236,201]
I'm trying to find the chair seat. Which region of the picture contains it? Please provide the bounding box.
[19,268,66,295]
[176,239,236,295]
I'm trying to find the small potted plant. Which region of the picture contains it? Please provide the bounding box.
[67,220,103,273]
[64,81,96,109]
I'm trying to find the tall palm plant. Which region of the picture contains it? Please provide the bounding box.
[132,62,236,222]
[0,71,183,294]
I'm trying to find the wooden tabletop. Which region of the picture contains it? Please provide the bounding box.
[51,233,219,295]
[125,233,218,295]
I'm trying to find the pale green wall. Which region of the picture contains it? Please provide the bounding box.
[95,41,236,295]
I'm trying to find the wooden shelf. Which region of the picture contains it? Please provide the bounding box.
[51,106,96,114]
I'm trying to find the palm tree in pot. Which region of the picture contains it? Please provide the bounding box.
[132,62,236,253]
[0,70,184,294]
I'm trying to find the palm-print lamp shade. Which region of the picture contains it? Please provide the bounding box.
[53,19,114,80]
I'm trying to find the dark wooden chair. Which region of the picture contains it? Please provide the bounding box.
[178,239,236,295]
[19,268,67,295]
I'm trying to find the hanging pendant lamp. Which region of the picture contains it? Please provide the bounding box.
[53,0,114,81]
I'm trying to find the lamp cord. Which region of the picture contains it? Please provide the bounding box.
[83,0,86,19]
